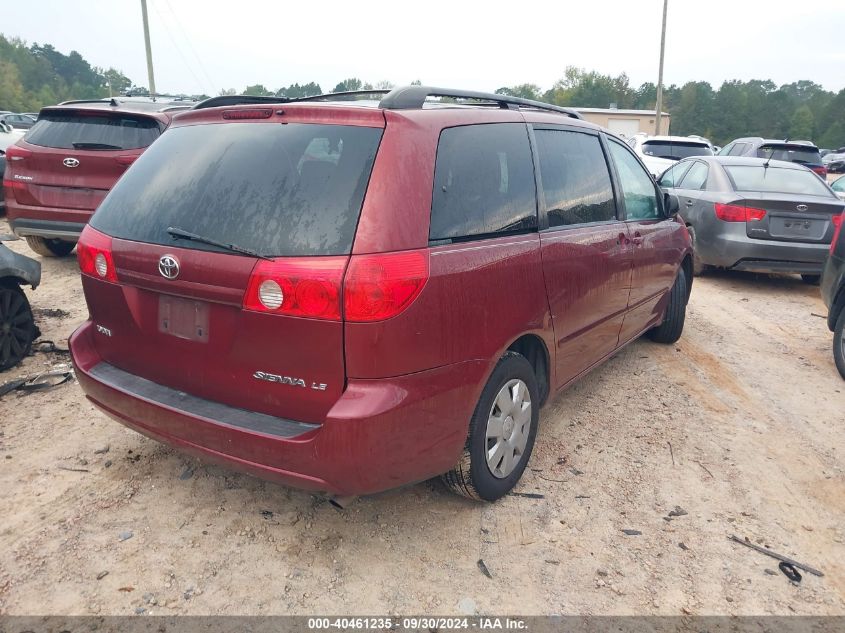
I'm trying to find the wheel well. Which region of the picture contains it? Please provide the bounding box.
[681,254,693,301]
[507,335,550,405]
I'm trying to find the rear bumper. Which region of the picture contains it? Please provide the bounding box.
[69,320,486,496]
[697,225,831,273]
[6,202,91,240]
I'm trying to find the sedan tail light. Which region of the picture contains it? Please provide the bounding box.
[714,203,767,222]
[831,212,844,254]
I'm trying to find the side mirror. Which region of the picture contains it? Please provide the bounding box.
[663,192,680,217]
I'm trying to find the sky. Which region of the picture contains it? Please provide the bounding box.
[4,0,845,97]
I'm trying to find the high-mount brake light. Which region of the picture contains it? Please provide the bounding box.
[244,257,346,320]
[344,250,429,322]
[77,226,118,283]
[714,203,767,222]
[222,109,274,120]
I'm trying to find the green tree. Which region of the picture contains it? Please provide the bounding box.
[496,84,542,100]
[244,84,272,96]
[789,105,814,140]
[333,78,362,93]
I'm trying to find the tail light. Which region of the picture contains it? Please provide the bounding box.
[714,203,767,222]
[344,250,429,322]
[831,212,844,254]
[5,146,32,161]
[115,155,138,166]
[244,257,346,320]
[77,226,118,283]
[811,165,827,177]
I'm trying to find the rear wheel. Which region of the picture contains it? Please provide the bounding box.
[834,309,845,380]
[647,269,688,344]
[0,282,36,371]
[441,352,540,501]
[801,274,821,285]
[25,236,77,257]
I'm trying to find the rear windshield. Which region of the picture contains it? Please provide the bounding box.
[91,122,383,257]
[25,111,161,150]
[756,144,821,165]
[724,166,834,197]
[642,141,712,160]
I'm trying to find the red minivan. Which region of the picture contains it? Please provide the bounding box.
[69,87,693,502]
[3,98,189,257]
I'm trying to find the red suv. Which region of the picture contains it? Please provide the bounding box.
[3,98,190,257]
[69,87,693,502]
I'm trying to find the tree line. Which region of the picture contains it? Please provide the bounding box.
[2,35,843,149]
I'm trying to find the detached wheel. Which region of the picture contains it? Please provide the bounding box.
[801,274,821,285]
[648,269,688,344]
[834,310,845,380]
[0,282,36,371]
[441,352,539,501]
[25,236,77,257]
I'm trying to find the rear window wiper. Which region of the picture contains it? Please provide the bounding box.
[166,227,272,260]
[72,142,123,150]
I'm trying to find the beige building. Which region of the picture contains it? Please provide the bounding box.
[574,107,671,137]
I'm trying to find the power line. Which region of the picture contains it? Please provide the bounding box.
[148,0,210,95]
[160,0,217,94]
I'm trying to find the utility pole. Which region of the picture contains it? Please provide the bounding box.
[654,0,668,135]
[140,0,157,98]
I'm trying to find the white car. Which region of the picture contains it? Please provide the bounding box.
[626,134,714,178]
[0,121,25,151]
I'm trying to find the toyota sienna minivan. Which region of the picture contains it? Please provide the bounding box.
[69,86,693,502]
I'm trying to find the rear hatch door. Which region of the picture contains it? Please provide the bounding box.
[10,108,161,209]
[84,109,385,423]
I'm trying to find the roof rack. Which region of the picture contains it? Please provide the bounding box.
[59,98,119,107]
[379,86,582,119]
[191,86,581,119]
[192,90,391,110]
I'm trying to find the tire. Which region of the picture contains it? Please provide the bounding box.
[25,236,77,257]
[834,309,845,380]
[441,351,540,501]
[687,226,707,276]
[0,282,36,371]
[647,269,688,344]
[801,274,821,285]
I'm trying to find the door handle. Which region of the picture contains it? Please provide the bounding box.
[631,231,643,246]
[685,199,695,207]
[617,232,630,246]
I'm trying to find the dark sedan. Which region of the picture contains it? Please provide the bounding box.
[659,156,844,283]
[820,204,845,378]
[0,114,36,130]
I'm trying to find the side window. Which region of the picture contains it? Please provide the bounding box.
[658,162,692,188]
[728,142,748,156]
[677,161,708,190]
[607,140,660,221]
[534,129,617,228]
[430,123,537,243]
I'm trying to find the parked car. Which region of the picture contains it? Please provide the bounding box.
[718,138,827,179]
[659,155,844,283]
[627,134,713,177]
[831,175,845,200]
[68,85,693,502]
[0,242,40,370]
[0,114,36,130]
[822,151,845,174]
[3,98,191,257]
[820,205,845,379]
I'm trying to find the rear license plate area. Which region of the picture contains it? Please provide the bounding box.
[769,216,825,241]
[158,295,209,342]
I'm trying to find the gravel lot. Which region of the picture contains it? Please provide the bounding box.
[1,215,843,616]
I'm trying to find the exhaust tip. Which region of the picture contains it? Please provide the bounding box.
[329,495,356,510]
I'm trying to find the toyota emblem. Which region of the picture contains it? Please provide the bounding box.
[63,157,80,168]
[796,204,808,212]
[158,254,180,280]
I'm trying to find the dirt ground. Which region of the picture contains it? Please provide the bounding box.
[1,215,843,617]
